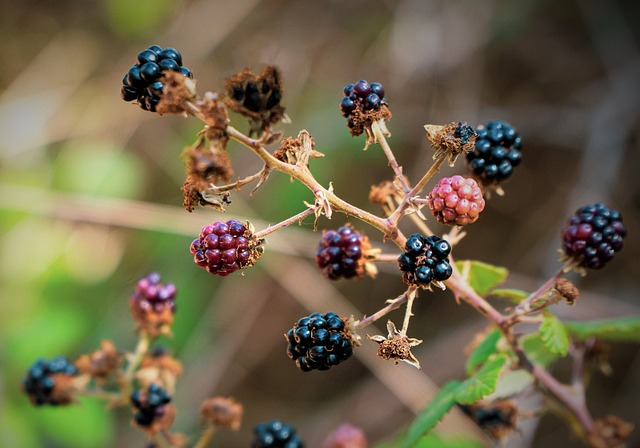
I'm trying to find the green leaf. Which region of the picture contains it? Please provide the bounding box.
[465,328,502,375]
[490,288,529,303]
[401,381,461,448]
[486,369,535,400]
[377,431,482,448]
[539,313,570,356]
[455,260,508,297]
[455,354,509,404]
[520,334,559,368]
[565,317,640,342]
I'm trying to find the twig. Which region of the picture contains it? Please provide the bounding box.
[352,287,417,331]
[371,120,411,193]
[194,426,216,448]
[254,206,318,239]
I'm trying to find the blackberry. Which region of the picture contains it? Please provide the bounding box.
[339,79,386,118]
[23,356,79,406]
[285,312,354,372]
[428,175,485,226]
[466,120,522,186]
[398,234,452,287]
[130,383,172,428]
[121,45,193,112]
[252,419,304,448]
[190,219,263,277]
[315,225,369,280]
[561,203,626,270]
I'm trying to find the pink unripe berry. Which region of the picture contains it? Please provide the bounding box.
[428,176,485,226]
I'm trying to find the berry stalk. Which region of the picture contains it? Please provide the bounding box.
[254,205,318,239]
[352,286,417,331]
[371,119,411,193]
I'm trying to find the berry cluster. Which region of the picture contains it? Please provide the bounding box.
[252,419,304,448]
[130,383,172,427]
[340,80,385,117]
[428,175,485,226]
[466,120,522,186]
[562,203,626,270]
[23,357,79,406]
[315,225,367,280]
[121,45,192,112]
[398,234,452,286]
[130,272,177,315]
[286,312,353,372]
[190,219,262,277]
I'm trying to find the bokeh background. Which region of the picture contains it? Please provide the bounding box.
[1,0,639,446]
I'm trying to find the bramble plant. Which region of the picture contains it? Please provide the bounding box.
[21,44,638,447]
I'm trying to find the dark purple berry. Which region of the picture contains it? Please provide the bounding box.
[466,120,521,186]
[370,82,385,99]
[562,203,626,269]
[398,234,452,287]
[353,80,371,97]
[316,225,367,280]
[158,47,182,65]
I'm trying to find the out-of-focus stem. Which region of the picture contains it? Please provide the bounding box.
[194,426,216,448]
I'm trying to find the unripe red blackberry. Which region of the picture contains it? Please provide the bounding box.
[316,225,370,280]
[466,120,522,186]
[428,175,485,226]
[130,383,172,428]
[561,203,626,270]
[130,272,177,336]
[252,419,304,448]
[398,234,452,287]
[121,45,193,112]
[285,312,354,372]
[190,219,263,276]
[23,357,79,406]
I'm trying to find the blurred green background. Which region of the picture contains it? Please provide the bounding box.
[1,0,639,446]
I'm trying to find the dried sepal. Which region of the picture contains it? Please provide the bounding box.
[554,278,579,305]
[588,415,634,448]
[274,130,324,167]
[156,71,197,115]
[75,340,122,384]
[425,122,476,166]
[224,66,287,136]
[348,106,392,150]
[368,320,422,369]
[304,184,334,229]
[200,396,243,430]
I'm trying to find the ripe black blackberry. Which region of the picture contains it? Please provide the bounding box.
[190,219,263,277]
[561,203,626,270]
[23,357,79,406]
[340,79,386,119]
[252,419,304,448]
[398,234,452,287]
[130,383,172,428]
[315,225,368,280]
[121,45,193,112]
[285,312,354,372]
[466,120,522,186]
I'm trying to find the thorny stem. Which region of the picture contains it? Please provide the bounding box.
[194,426,216,448]
[387,155,446,225]
[254,206,318,239]
[401,291,417,335]
[514,266,565,314]
[206,167,267,194]
[371,120,411,194]
[352,287,417,331]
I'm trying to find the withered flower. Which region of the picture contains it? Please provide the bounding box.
[368,320,422,369]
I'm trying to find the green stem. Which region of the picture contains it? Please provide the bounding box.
[194,426,216,448]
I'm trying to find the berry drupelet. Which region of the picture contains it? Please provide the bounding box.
[121,45,193,112]
[190,219,263,276]
[428,175,485,226]
[561,203,626,270]
[286,312,354,372]
[316,225,368,280]
[130,383,172,428]
[466,120,522,186]
[398,234,452,287]
[23,357,79,406]
[252,419,304,448]
[340,79,386,124]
